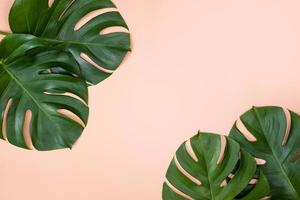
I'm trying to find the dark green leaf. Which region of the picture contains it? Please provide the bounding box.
[229,106,300,199]
[162,132,270,200]
[0,34,89,151]
[9,0,131,85]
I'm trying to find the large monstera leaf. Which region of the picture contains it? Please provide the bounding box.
[9,0,131,85]
[0,34,89,151]
[229,106,300,199]
[163,132,270,200]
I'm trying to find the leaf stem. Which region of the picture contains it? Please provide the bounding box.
[0,30,11,36]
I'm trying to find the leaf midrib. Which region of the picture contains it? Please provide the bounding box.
[253,108,300,199]
[203,154,216,200]
[41,37,130,50]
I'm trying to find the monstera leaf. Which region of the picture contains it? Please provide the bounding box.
[230,106,300,199]
[0,34,89,151]
[8,0,131,85]
[163,132,270,200]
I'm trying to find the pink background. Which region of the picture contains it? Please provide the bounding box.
[1,0,300,199]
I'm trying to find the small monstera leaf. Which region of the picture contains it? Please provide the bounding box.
[163,132,270,200]
[9,0,131,85]
[230,106,300,199]
[0,34,89,151]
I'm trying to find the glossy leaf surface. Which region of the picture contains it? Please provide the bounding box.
[230,106,300,199]
[163,132,270,200]
[0,34,89,151]
[9,0,131,85]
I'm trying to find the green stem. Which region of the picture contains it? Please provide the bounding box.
[0,30,11,36]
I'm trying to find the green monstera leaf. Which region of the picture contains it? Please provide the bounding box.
[0,34,89,151]
[162,132,270,200]
[8,0,131,85]
[229,106,300,199]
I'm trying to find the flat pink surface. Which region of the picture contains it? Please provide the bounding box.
[1,0,300,199]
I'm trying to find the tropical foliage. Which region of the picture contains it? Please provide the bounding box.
[163,132,270,200]
[230,106,300,199]
[0,0,130,150]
